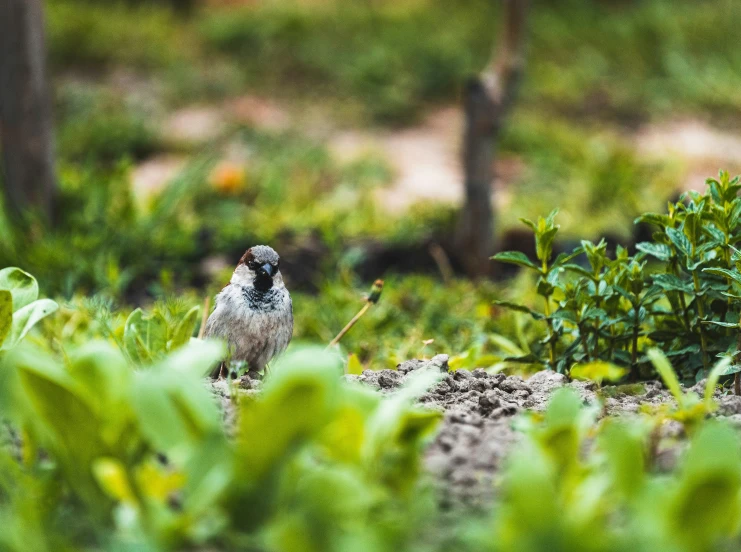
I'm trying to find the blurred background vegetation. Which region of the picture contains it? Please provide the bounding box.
[3,0,741,369]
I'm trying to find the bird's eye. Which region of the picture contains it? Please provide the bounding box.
[248,261,259,270]
[273,262,279,270]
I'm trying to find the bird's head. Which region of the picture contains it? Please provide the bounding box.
[232,245,283,291]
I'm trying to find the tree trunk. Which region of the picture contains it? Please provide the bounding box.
[456,0,528,278]
[0,0,57,224]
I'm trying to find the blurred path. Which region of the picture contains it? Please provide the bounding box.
[132,95,741,209]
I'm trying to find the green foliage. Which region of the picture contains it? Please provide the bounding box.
[494,172,741,382]
[647,348,730,431]
[200,0,491,124]
[491,390,741,552]
[0,268,58,351]
[47,0,187,69]
[0,332,441,550]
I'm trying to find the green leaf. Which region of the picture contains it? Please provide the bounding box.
[493,300,544,320]
[647,348,684,406]
[347,353,363,375]
[492,251,539,271]
[0,267,38,311]
[0,290,11,348]
[666,227,691,257]
[702,320,739,328]
[598,420,645,499]
[636,242,672,261]
[634,212,671,228]
[704,356,732,405]
[124,308,168,364]
[1,299,58,351]
[671,423,741,548]
[504,353,544,364]
[570,361,627,384]
[551,247,584,268]
[155,338,226,379]
[703,267,741,286]
[489,334,528,357]
[652,273,693,293]
[170,306,200,350]
[561,263,593,279]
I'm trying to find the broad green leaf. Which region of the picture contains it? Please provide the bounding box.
[636,242,672,261]
[1,299,58,351]
[652,273,693,293]
[347,353,363,375]
[634,212,671,228]
[0,267,38,311]
[170,305,200,350]
[237,346,342,481]
[492,251,539,271]
[0,290,11,348]
[670,422,741,548]
[598,420,645,499]
[666,227,691,257]
[703,267,741,286]
[718,363,741,376]
[570,361,627,384]
[155,338,226,379]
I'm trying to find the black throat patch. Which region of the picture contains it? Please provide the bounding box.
[242,286,281,312]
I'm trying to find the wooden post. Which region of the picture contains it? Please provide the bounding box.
[457,0,528,277]
[0,0,57,224]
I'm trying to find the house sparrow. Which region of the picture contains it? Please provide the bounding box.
[205,245,293,378]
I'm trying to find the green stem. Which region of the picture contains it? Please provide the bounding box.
[678,292,691,333]
[543,295,557,368]
[692,270,710,370]
[578,322,592,362]
[631,305,640,373]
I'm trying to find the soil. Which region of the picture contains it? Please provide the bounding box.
[208,353,741,511]
[343,354,741,510]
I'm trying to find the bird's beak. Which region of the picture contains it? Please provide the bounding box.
[258,263,276,278]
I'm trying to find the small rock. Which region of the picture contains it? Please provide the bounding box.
[490,403,519,419]
[397,359,427,374]
[472,368,488,379]
[430,354,451,372]
[512,389,530,402]
[499,376,530,394]
[454,369,473,381]
[456,380,471,393]
[377,370,402,389]
[471,379,488,393]
[644,388,659,399]
[718,395,741,416]
[450,411,483,427]
[489,373,506,387]
[479,391,501,409]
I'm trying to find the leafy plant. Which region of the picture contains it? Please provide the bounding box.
[0,268,58,352]
[494,171,741,385]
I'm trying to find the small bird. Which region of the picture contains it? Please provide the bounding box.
[205,245,293,378]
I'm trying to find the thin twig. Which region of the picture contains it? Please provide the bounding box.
[327,280,384,349]
[328,303,372,348]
